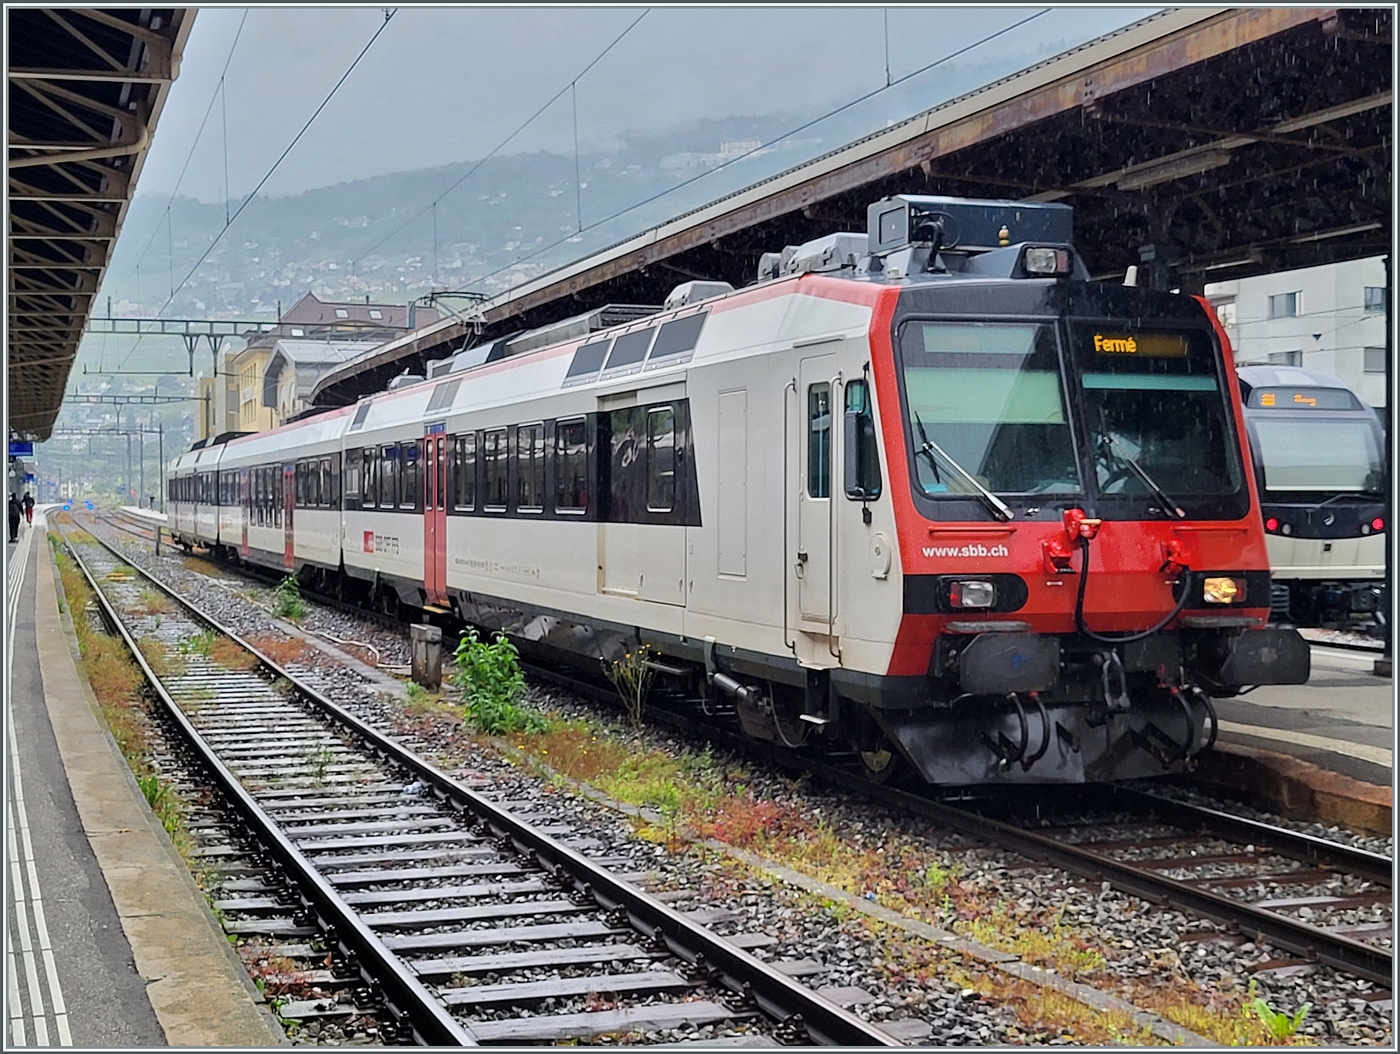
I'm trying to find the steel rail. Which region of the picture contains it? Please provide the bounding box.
[59,531,477,1046]
[1108,786,1393,886]
[61,521,897,1048]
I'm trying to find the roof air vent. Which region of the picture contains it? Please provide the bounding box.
[387,373,425,391]
[781,233,868,276]
[663,281,735,310]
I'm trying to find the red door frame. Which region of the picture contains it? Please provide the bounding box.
[424,435,448,605]
[283,464,295,570]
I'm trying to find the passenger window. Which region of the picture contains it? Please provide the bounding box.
[363,449,378,509]
[516,424,544,511]
[320,459,332,508]
[345,449,362,503]
[808,383,832,498]
[646,407,676,512]
[400,442,419,509]
[454,433,476,511]
[554,418,587,512]
[380,446,398,508]
[483,429,508,509]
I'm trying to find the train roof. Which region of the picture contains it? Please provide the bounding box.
[1236,365,1355,391]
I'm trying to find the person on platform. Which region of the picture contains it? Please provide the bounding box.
[8,494,21,543]
[22,492,34,524]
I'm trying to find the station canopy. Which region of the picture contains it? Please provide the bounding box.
[8,8,194,441]
[313,7,1391,408]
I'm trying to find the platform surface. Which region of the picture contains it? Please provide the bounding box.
[4,512,283,1046]
[1213,641,1392,787]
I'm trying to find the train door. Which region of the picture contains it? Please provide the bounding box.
[283,464,295,570]
[240,469,250,558]
[795,352,838,640]
[424,434,448,606]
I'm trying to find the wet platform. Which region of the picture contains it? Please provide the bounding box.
[4,511,284,1046]
[1196,634,1392,834]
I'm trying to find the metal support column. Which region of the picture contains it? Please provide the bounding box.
[1376,253,1393,678]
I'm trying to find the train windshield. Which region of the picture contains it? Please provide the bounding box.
[1071,325,1242,502]
[1252,418,1383,493]
[900,322,1080,496]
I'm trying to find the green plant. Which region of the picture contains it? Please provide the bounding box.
[182,630,216,658]
[405,681,424,702]
[306,744,334,782]
[137,773,182,837]
[451,628,543,735]
[1247,979,1311,1041]
[272,575,307,621]
[602,643,656,729]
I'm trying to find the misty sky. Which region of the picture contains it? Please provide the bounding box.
[146,6,1160,203]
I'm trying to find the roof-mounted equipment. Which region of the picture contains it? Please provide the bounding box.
[664,281,734,310]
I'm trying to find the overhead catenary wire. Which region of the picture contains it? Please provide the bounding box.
[118,9,398,370]
[350,8,649,270]
[462,8,1050,295]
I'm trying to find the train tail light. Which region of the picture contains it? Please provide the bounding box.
[1202,576,1247,605]
[949,580,997,608]
[1264,517,1279,532]
[1372,517,1385,532]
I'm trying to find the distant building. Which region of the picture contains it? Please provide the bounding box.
[263,340,380,424]
[206,293,438,437]
[1207,257,1388,407]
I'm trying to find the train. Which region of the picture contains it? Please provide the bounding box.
[1235,365,1387,632]
[167,194,1310,786]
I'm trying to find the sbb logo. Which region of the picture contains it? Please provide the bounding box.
[363,530,375,553]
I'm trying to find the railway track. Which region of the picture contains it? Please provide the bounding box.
[82,509,1394,992]
[518,660,1394,989]
[55,519,896,1047]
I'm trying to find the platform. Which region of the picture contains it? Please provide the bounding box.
[4,511,284,1046]
[1194,639,1393,834]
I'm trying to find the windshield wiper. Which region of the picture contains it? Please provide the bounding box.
[1099,434,1186,519]
[913,413,1013,522]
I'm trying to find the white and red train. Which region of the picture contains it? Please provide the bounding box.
[168,195,1309,785]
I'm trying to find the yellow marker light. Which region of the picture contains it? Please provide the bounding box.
[1202,576,1245,605]
[1260,392,1276,406]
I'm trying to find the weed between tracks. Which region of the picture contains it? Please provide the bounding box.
[51,536,192,864]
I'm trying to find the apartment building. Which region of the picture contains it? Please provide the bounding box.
[1207,256,1389,407]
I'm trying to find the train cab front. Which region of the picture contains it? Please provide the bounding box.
[861,209,1311,785]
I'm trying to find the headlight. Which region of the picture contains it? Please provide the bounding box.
[1202,576,1246,605]
[949,580,997,608]
[1024,247,1071,275]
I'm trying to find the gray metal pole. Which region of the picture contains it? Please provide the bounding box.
[1376,253,1393,677]
[159,425,165,512]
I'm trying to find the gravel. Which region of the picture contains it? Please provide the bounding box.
[82,518,1395,1046]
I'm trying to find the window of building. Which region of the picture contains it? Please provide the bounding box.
[335,307,349,319]
[1211,298,1237,329]
[483,429,508,508]
[554,419,587,511]
[1364,286,1387,313]
[808,383,832,498]
[369,308,383,320]
[400,442,419,509]
[453,433,476,510]
[1268,350,1303,366]
[1267,292,1300,319]
[1365,346,1387,373]
[646,407,676,512]
[516,424,545,510]
[380,445,398,508]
